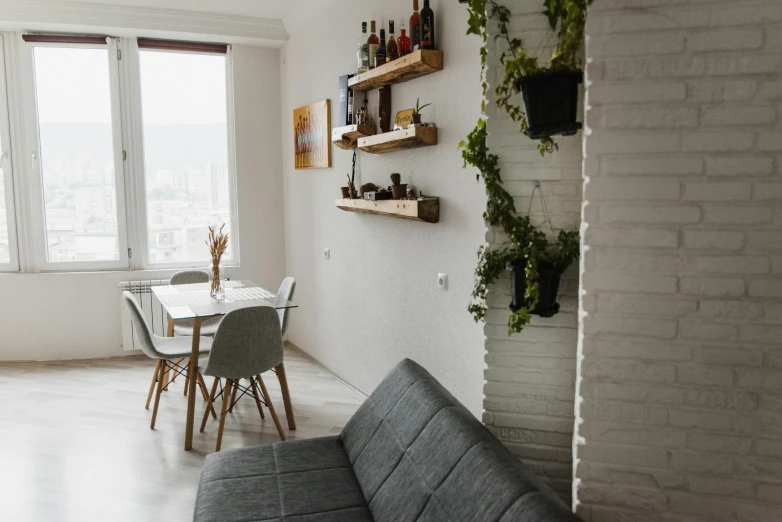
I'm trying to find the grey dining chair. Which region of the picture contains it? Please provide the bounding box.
[272,277,297,430]
[163,270,222,395]
[199,306,286,452]
[122,291,217,429]
[222,277,298,427]
[170,270,223,337]
[275,277,296,339]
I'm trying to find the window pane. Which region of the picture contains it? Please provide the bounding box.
[33,47,120,262]
[139,51,232,264]
[0,130,10,264]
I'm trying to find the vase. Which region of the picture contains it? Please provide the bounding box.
[210,262,225,302]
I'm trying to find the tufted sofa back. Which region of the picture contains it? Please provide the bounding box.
[340,359,581,522]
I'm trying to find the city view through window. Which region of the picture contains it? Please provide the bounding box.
[30,46,233,266]
[139,50,232,265]
[34,47,121,263]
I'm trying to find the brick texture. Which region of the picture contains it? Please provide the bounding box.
[482,0,582,502]
[576,0,782,520]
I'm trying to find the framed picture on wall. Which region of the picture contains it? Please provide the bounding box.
[294,99,331,170]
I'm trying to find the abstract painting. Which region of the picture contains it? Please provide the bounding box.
[294,99,331,170]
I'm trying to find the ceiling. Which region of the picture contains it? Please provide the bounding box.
[0,0,337,45]
[66,0,316,24]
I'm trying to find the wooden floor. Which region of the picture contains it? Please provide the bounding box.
[0,348,365,522]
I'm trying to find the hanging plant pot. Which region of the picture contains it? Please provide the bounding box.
[507,260,562,318]
[517,70,583,140]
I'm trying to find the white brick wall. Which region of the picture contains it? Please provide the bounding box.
[577,0,782,520]
[482,0,582,501]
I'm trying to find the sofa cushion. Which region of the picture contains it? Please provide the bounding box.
[194,436,372,522]
[340,359,579,522]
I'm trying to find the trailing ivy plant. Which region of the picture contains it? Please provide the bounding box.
[460,0,587,335]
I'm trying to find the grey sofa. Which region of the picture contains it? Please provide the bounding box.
[194,359,580,522]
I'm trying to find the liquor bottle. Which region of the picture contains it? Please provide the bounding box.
[398,23,411,56]
[387,21,399,62]
[410,0,421,51]
[357,22,369,74]
[367,21,380,70]
[375,29,387,68]
[347,88,354,125]
[421,0,435,50]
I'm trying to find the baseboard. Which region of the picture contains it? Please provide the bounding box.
[285,341,368,398]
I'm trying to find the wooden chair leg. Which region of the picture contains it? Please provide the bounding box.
[215,379,233,452]
[145,360,162,409]
[183,358,191,396]
[201,377,219,433]
[198,372,217,419]
[257,375,285,441]
[249,378,266,419]
[228,380,239,413]
[150,361,166,429]
[275,363,296,430]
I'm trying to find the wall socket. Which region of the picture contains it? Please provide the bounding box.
[324,248,330,260]
[438,273,448,291]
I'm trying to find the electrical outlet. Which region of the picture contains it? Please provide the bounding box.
[324,248,330,260]
[438,273,448,291]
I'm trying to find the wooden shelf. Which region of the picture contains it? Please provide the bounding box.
[335,198,439,224]
[349,50,444,92]
[358,126,437,154]
[331,124,377,150]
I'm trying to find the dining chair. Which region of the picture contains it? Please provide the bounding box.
[267,277,297,431]
[164,270,222,395]
[122,291,217,429]
[222,277,298,428]
[199,306,287,451]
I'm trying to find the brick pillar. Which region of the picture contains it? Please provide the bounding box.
[482,0,584,502]
[576,0,782,519]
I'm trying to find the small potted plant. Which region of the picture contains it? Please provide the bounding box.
[341,174,357,199]
[390,173,407,200]
[411,98,431,126]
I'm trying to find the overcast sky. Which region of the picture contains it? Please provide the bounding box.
[33,46,228,126]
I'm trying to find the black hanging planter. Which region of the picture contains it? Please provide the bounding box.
[517,70,583,140]
[507,260,562,318]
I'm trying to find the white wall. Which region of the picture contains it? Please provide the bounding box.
[0,44,286,361]
[576,0,782,519]
[482,0,582,502]
[280,0,486,415]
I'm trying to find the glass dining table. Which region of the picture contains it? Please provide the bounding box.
[152,279,297,451]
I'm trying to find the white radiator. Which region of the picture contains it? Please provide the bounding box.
[119,280,170,351]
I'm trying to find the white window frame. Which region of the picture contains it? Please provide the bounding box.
[129,42,240,270]
[18,37,130,271]
[0,36,20,272]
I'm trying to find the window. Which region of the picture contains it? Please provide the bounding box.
[7,34,238,272]
[0,37,18,271]
[27,44,127,267]
[138,47,235,266]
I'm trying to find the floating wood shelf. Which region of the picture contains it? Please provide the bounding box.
[358,126,437,154]
[335,198,439,224]
[331,124,377,150]
[349,50,444,92]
